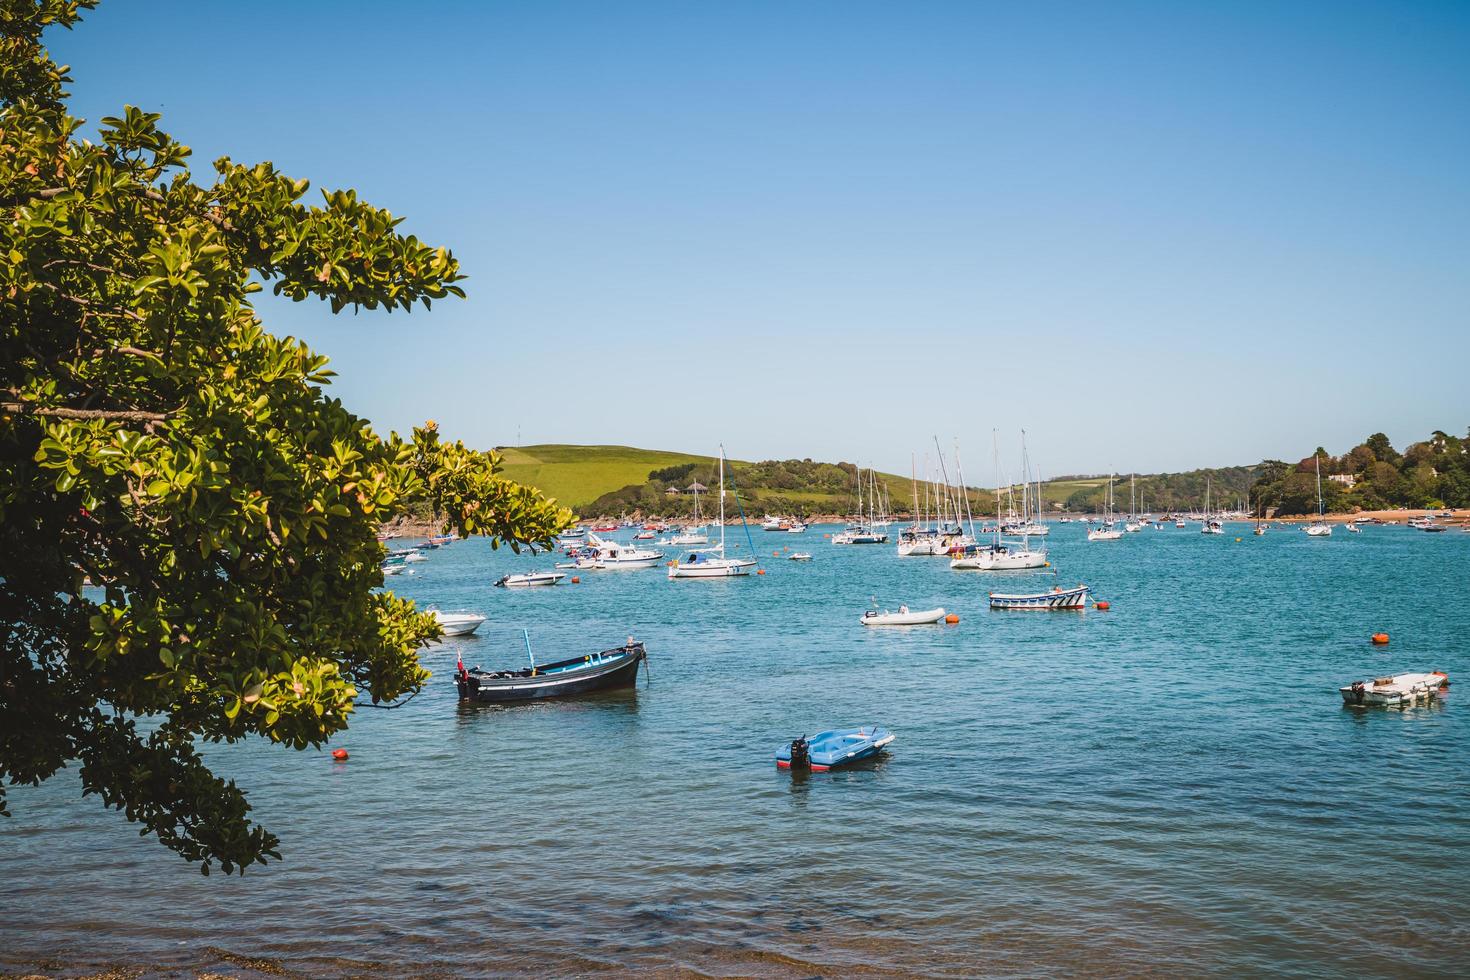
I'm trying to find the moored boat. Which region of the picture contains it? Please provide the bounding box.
[455,640,647,703]
[432,609,488,636]
[1339,671,1449,707]
[494,571,566,587]
[775,726,895,771]
[988,584,1090,610]
[860,604,946,626]
[788,551,813,561]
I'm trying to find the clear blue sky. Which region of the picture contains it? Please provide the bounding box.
[51,1,1469,476]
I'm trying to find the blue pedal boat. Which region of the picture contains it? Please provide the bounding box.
[775,726,895,771]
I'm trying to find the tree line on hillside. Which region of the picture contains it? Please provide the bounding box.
[1250,429,1469,515]
[1060,467,1260,514]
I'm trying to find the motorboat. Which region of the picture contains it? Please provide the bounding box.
[1345,522,1361,533]
[494,571,566,587]
[1088,524,1124,542]
[455,640,647,703]
[775,726,895,771]
[761,516,785,531]
[1202,520,1225,535]
[787,522,808,533]
[988,584,1090,610]
[788,552,813,561]
[586,534,664,568]
[431,610,487,636]
[860,604,946,626]
[1305,522,1333,537]
[1340,671,1449,707]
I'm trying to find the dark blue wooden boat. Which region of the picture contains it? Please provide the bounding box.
[455,641,646,703]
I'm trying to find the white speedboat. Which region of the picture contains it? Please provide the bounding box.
[431,610,487,636]
[1345,522,1361,533]
[788,552,813,561]
[761,516,784,531]
[860,605,946,626]
[787,522,808,533]
[495,571,566,588]
[1088,524,1124,542]
[1305,522,1332,537]
[1202,520,1224,535]
[1340,671,1449,707]
[670,527,710,546]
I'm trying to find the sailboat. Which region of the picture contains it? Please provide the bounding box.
[1088,474,1124,541]
[668,447,759,577]
[953,433,1048,570]
[1201,477,1224,534]
[671,480,710,545]
[1124,474,1142,532]
[1305,455,1333,536]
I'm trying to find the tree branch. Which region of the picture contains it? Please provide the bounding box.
[1,402,168,423]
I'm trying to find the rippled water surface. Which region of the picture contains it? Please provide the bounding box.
[4,523,1469,977]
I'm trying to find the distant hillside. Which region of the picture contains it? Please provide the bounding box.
[494,445,958,516]
[491,444,1324,518]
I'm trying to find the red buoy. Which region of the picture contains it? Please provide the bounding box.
[1371,632,1389,645]
[1096,601,1111,611]
[945,613,960,624]
[571,576,580,584]
[331,748,348,761]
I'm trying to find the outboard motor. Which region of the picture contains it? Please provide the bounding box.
[789,736,810,771]
[1351,681,1366,705]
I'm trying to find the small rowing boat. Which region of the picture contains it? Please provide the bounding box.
[860,605,946,626]
[988,584,1090,610]
[494,571,566,588]
[455,639,646,703]
[1340,671,1449,707]
[776,726,895,771]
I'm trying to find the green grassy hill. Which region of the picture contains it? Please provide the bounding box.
[495,445,714,508]
[495,444,929,514]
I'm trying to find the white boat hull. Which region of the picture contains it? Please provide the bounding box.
[496,572,565,587]
[668,558,758,578]
[433,611,487,636]
[1341,672,1449,706]
[989,585,1090,610]
[861,607,946,626]
[951,548,1048,570]
[1088,529,1124,541]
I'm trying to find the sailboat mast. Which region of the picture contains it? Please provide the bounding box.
[718,447,727,550]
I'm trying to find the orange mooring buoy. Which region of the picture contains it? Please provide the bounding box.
[1371,632,1389,645]
[945,613,960,624]
[331,748,348,761]
[757,569,766,575]
[571,576,580,584]
[1096,601,1111,611]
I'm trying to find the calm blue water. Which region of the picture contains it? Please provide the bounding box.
[4,523,1469,977]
